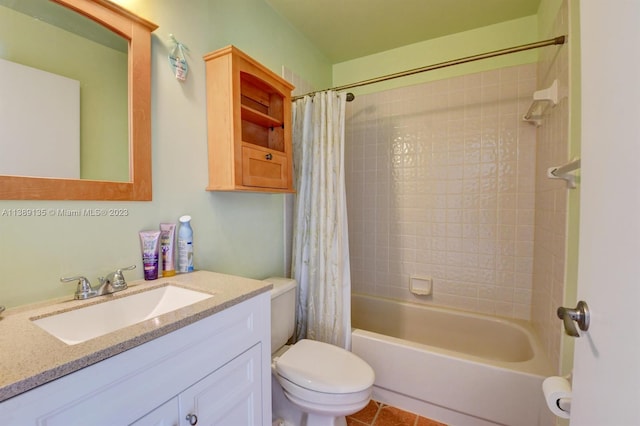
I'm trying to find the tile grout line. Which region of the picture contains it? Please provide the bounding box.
[369,402,381,426]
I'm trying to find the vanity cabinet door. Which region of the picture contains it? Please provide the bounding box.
[130,343,263,426]
[179,344,263,426]
[130,397,179,426]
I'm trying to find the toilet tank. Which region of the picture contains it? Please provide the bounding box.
[265,277,296,354]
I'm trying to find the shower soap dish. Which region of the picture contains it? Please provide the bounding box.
[409,275,432,296]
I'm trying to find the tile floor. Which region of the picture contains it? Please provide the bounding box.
[346,400,447,426]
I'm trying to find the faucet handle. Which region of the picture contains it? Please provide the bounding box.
[118,265,137,273]
[107,265,136,289]
[60,275,98,300]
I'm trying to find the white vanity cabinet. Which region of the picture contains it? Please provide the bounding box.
[1,292,271,426]
[132,344,262,426]
[131,398,179,426]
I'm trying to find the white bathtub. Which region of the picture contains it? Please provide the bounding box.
[351,293,555,426]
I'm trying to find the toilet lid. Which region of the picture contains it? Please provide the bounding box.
[275,339,375,394]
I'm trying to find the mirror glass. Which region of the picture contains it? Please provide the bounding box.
[0,0,129,182]
[0,0,156,200]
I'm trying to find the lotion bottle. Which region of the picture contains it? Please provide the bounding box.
[177,215,194,273]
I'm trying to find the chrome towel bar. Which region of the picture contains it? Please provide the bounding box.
[548,158,581,188]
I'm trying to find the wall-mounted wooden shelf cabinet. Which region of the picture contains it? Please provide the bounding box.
[203,45,295,192]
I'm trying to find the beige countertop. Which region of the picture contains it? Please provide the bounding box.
[0,270,271,403]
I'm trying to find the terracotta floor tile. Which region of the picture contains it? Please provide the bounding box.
[416,416,447,426]
[347,417,370,426]
[348,400,380,424]
[373,405,418,426]
[346,399,447,426]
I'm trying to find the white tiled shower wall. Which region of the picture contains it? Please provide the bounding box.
[531,0,570,371]
[345,63,539,320]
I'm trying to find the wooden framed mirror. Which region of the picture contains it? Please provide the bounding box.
[0,0,157,200]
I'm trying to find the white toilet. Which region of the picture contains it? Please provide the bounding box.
[267,277,375,426]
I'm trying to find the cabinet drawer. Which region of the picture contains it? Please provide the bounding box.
[242,145,288,189]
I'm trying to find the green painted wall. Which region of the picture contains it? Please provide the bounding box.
[206,0,332,91]
[332,16,539,95]
[0,0,331,308]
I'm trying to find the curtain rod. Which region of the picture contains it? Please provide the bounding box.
[292,35,566,101]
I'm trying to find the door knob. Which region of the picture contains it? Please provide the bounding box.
[557,301,590,337]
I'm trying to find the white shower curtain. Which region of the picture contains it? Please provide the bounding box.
[291,90,351,349]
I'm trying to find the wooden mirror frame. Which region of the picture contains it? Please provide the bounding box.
[0,0,157,200]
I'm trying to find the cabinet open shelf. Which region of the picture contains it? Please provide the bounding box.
[240,105,283,130]
[204,45,294,192]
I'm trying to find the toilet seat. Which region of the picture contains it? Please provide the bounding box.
[275,339,375,394]
[276,374,372,415]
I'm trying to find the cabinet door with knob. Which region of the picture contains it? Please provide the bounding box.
[131,345,261,426]
[179,345,262,425]
[203,45,295,193]
[130,398,179,426]
[241,145,288,189]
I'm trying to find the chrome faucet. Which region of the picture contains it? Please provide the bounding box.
[61,265,136,300]
[98,265,136,294]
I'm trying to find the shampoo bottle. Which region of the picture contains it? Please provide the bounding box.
[177,215,194,273]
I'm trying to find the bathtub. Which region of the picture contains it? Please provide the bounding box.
[351,293,555,426]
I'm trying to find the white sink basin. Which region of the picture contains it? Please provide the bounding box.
[32,285,213,345]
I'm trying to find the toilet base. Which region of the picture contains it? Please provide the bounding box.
[272,372,304,425]
[272,374,350,426]
[305,413,347,426]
